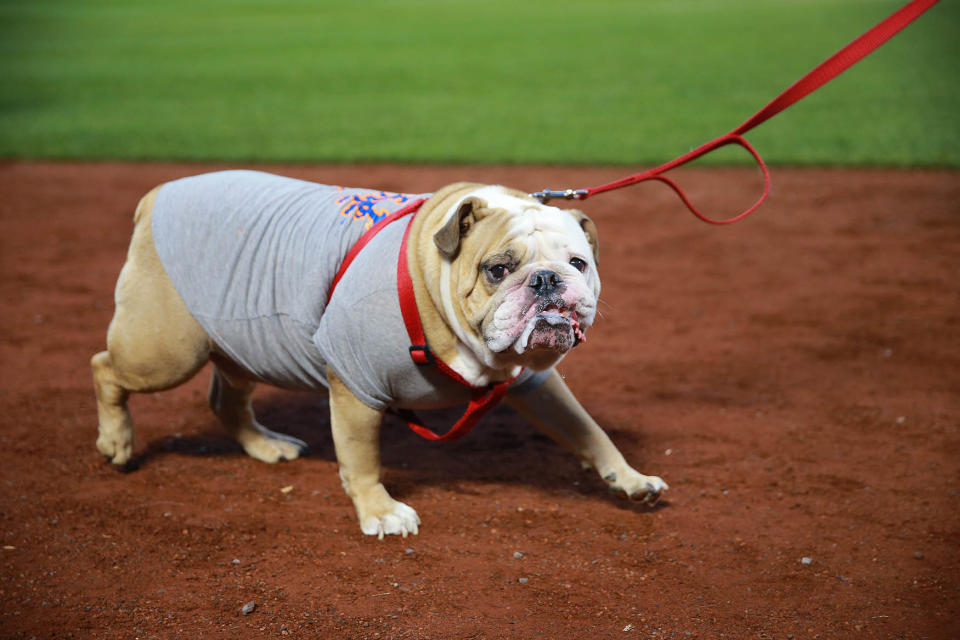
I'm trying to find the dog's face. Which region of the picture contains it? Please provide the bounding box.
[433,186,600,372]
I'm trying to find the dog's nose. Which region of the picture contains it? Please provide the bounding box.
[529,270,563,296]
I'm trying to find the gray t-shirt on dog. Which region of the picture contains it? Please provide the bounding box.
[151,171,544,410]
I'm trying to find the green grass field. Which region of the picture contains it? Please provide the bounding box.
[0,0,956,166]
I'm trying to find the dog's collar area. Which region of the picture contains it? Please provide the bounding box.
[328,197,517,442]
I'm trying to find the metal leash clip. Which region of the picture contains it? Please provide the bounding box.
[530,188,589,204]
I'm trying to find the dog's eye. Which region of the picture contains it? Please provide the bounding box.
[487,264,510,282]
[569,257,587,272]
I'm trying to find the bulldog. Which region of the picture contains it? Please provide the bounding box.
[91,170,667,538]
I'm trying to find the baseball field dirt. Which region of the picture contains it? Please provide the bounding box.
[1,161,957,639]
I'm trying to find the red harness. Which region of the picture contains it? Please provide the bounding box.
[328,198,515,442]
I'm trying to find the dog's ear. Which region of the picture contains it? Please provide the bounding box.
[434,196,486,259]
[567,209,600,265]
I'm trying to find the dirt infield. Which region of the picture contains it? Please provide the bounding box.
[1,161,957,639]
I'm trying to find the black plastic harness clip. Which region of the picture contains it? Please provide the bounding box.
[409,345,436,366]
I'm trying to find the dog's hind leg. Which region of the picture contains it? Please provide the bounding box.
[208,362,307,463]
[92,187,211,466]
[91,350,135,465]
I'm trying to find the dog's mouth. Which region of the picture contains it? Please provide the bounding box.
[514,303,586,353]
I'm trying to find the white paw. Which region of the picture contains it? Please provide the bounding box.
[603,468,669,505]
[96,431,133,466]
[360,502,421,540]
[241,428,307,463]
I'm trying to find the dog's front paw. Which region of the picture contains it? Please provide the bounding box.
[603,468,668,506]
[352,485,420,539]
[360,501,420,540]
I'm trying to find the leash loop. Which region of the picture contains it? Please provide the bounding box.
[588,133,771,225]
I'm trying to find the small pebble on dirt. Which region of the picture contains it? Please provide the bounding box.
[518,577,528,583]
[513,551,524,559]
[801,557,812,565]
[241,601,256,616]
[232,558,241,564]
[405,548,414,555]
[913,551,924,559]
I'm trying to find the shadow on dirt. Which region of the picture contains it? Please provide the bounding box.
[123,433,246,471]
[130,389,666,511]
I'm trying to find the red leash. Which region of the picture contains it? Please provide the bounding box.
[532,0,941,224]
